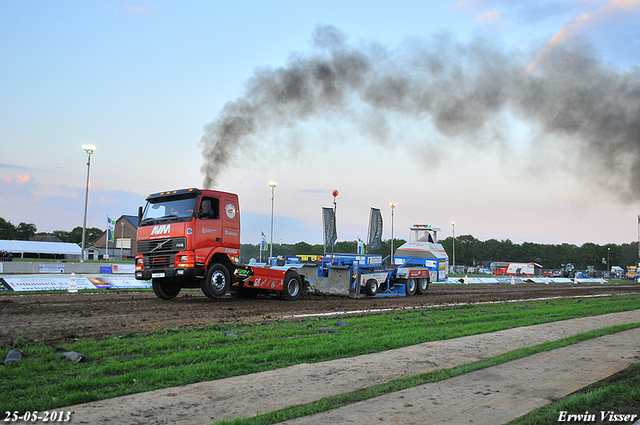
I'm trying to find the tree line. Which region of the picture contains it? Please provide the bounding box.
[242,235,640,271]
[3,216,637,270]
[0,217,103,245]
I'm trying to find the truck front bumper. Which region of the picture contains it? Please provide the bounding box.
[135,267,199,280]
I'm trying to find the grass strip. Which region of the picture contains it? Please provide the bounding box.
[214,323,640,425]
[506,362,640,425]
[1,295,639,412]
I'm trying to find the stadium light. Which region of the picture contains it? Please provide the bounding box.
[81,144,96,262]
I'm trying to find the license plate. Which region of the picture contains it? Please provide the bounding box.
[152,272,165,278]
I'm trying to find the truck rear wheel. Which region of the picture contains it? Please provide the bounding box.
[280,270,302,301]
[365,279,379,296]
[416,278,429,294]
[152,278,181,300]
[201,263,230,298]
[405,279,417,296]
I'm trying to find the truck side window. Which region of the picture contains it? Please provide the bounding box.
[200,197,220,219]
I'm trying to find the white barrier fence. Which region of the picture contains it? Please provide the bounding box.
[446,277,607,284]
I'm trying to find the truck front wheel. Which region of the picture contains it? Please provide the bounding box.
[201,264,230,298]
[152,278,181,300]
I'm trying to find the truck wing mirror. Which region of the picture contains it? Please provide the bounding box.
[200,200,212,218]
[138,206,143,226]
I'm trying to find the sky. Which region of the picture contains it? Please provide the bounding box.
[1,0,639,247]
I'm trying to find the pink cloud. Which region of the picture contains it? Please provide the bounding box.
[123,4,159,14]
[527,0,640,73]
[0,174,32,184]
[476,11,502,23]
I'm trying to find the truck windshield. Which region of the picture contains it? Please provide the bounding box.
[141,196,198,224]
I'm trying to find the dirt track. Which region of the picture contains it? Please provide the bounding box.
[4,282,640,425]
[2,281,639,347]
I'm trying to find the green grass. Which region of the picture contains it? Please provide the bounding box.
[507,363,640,425]
[1,295,639,415]
[214,324,640,425]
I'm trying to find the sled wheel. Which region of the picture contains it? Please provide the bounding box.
[280,270,302,301]
[416,278,430,295]
[201,263,230,298]
[365,279,379,296]
[152,278,181,300]
[406,279,417,296]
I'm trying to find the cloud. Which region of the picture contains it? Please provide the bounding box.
[123,5,159,14]
[0,174,33,185]
[109,3,160,16]
[0,163,30,170]
[0,174,143,233]
[476,11,502,23]
[527,0,640,72]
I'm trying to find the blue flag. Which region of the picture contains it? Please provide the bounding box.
[261,231,268,250]
[107,216,115,242]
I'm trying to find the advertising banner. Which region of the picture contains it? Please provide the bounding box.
[0,275,151,291]
[39,264,65,273]
[111,263,135,273]
[3,276,96,291]
[0,278,12,291]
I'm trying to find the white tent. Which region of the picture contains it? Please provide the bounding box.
[0,240,82,259]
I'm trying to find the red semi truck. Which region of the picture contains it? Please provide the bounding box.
[134,188,305,300]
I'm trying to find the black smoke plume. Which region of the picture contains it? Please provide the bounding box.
[200,25,640,200]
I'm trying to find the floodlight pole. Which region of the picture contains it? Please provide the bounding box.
[389,203,397,265]
[81,145,96,262]
[269,181,277,265]
[452,221,456,275]
[332,190,339,257]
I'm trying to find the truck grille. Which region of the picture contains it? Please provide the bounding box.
[137,238,186,271]
[137,237,186,254]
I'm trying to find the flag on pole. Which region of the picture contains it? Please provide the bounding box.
[367,208,383,251]
[357,237,364,254]
[323,207,337,250]
[261,231,268,251]
[107,216,115,242]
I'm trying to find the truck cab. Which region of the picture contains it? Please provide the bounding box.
[135,188,240,299]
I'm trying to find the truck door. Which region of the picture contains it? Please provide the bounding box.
[193,196,222,258]
[220,195,240,250]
